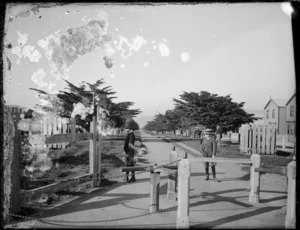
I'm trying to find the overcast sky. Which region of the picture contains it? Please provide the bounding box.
[3,3,295,118]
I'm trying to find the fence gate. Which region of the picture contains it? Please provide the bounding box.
[239,124,276,154]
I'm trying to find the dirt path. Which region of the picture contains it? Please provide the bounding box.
[6,131,287,229]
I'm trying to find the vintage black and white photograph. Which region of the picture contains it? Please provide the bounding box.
[3,2,297,229]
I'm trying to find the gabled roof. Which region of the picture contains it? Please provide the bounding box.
[264,98,286,110]
[285,93,296,106]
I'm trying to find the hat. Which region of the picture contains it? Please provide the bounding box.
[204,129,215,135]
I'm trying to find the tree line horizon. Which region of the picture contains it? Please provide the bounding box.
[21,79,256,134]
[143,91,257,134]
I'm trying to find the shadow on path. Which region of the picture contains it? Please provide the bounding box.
[190,206,283,229]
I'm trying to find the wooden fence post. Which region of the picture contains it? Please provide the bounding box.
[89,121,94,174]
[167,146,177,200]
[150,171,160,213]
[285,157,296,229]
[3,106,20,222]
[96,133,102,187]
[176,158,191,229]
[92,116,98,187]
[249,153,261,203]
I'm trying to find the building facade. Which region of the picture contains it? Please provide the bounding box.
[285,93,296,142]
[263,98,287,135]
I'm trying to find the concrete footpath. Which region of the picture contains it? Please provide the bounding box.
[6,131,287,229]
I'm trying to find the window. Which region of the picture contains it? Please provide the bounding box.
[291,124,294,135]
[272,109,275,118]
[287,124,290,134]
[290,106,294,117]
[266,110,269,119]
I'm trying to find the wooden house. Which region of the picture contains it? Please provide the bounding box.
[285,93,296,142]
[263,98,287,135]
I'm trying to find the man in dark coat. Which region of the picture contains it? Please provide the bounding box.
[200,128,220,182]
[124,128,137,182]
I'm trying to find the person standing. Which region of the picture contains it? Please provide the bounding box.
[200,128,220,182]
[124,127,137,183]
[215,125,223,148]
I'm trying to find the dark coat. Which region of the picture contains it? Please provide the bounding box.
[201,137,217,157]
[124,132,136,165]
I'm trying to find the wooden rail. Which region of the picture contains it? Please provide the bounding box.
[20,173,93,205]
[188,157,252,164]
[254,167,287,175]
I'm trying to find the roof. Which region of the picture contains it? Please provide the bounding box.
[285,93,296,106]
[264,98,286,110]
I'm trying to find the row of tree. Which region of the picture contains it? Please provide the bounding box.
[27,78,140,132]
[143,91,257,134]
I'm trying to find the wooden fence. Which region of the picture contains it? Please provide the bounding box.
[18,115,76,149]
[239,124,276,154]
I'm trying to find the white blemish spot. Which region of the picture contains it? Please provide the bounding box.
[143,62,149,67]
[17,31,28,46]
[11,46,22,58]
[181,52,191,63]
[120,64,125,68]
[158,43,170,57]
[115,28,119,31]
[163,38,167,43]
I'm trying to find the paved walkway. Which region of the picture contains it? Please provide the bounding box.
[6,131,287,228]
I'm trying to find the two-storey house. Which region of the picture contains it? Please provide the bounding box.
[285,93,296,142]
[263,98,286,135]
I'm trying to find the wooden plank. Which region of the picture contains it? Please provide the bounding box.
[19,173,93,205]
[45,133,93,144]
[255,167,287,175]
[188,157,252,164]
[92,116,97,187]
[89,121,94,174]
[121,166,148,172]
[257,125,261,154]
[239,126,244,152]
[56,117,62,148]
[261,125,266,154]
[245,125,249,153]
[53,116,58,148]
[167,149,178,200]
[270,125,275,154]
[97,136,102,187]
[266,125,271,154]
[62,118,68,148]
[252,124,257,154]
[70,117,76,146]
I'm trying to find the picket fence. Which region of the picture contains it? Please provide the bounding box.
[239,124,276,154]
[18,115,76,149]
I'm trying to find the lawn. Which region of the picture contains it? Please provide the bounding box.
[156,134,294,169]
[21,138,128,190]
